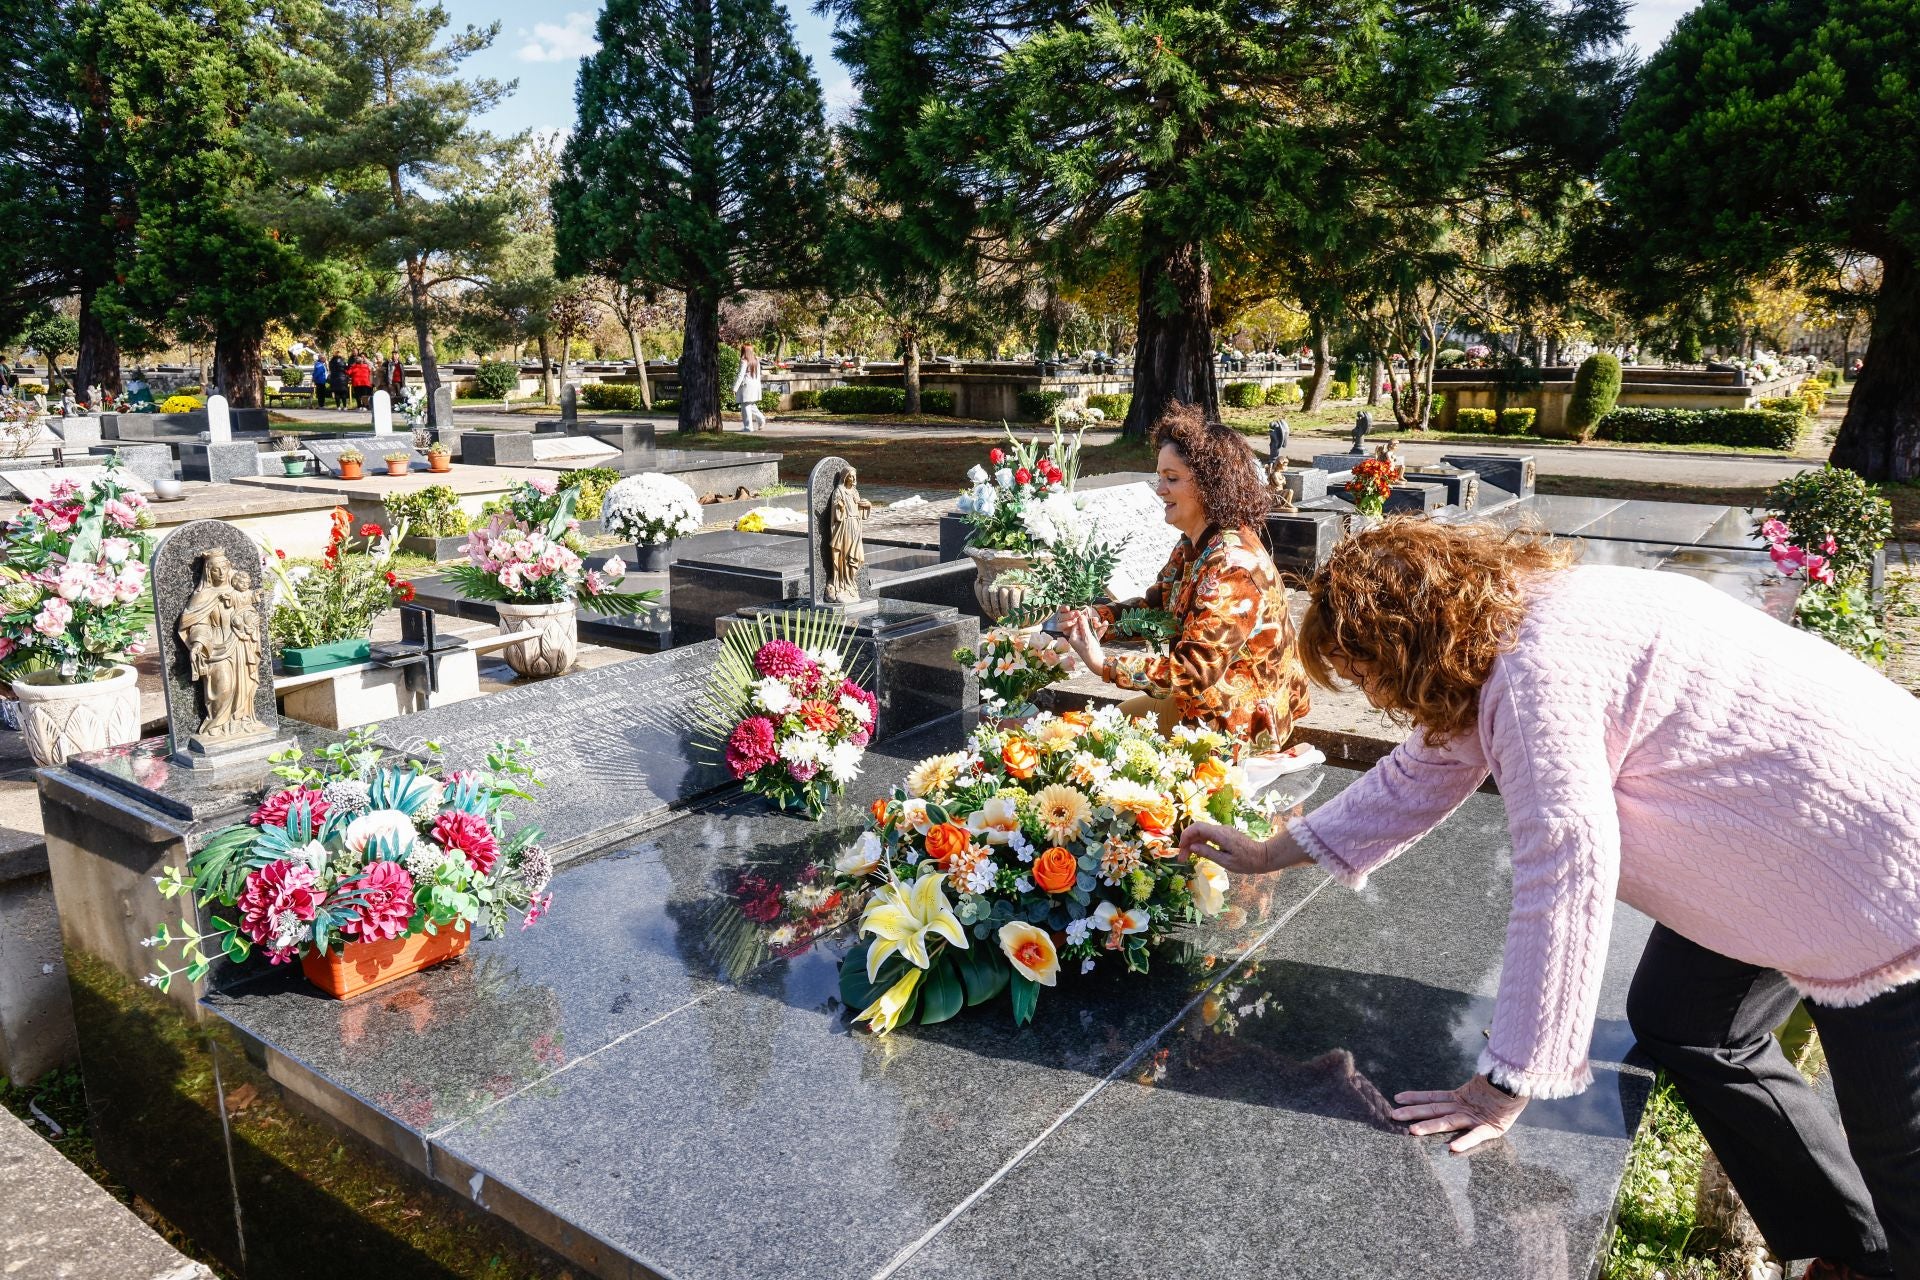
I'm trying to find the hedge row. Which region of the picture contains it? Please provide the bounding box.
[580,382,776,413]
[818,385,955,415]
[1595,407,1801,450]
[1453,407,1537,435]
[1087,392,1131,419]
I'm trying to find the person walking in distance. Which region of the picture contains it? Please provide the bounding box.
[732,343,766,432]
[329,352,349,410]
[311,352,329,408]
[386,352,407,398]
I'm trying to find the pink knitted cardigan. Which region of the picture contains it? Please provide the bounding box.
[1289,564,1920,1099]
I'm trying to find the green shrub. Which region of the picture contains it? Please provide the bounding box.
[1222,381,1265,410]
[581,382,647,411]
[1497,407,1536,435]
[1594,407,1801,450]
[1087,392,1132,419]
[1333,358,1357,384]
[1757,396,1808,416]
[1435,348,1466,367]
[1455,407,1498,432]
[918,389,956,414]
[1015,389,1072,421]
[1764,465,1892,585]
[1264,382,1303,408]
[556,466,622,520]
[717,345,742,411]
[789,389,820,411]
[469,361,520,400]
[821,385,908,414]
[1327,379,1355,400]
[383,485,469,538]
[1565,353,1622,442]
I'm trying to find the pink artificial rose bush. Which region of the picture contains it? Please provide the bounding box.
[0,466,153,683]
[448,480,660,616]
[146,731,556,990]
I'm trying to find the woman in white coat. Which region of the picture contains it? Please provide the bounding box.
[732,343,765,432]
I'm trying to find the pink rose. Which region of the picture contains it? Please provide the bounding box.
[1760,518,1790,544]
[32,598,72,637]
[1804,553,1835,586]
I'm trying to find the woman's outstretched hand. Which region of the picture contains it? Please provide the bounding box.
[1388,1076,1528,1154]
[1057,607,1106,675]
[1177,823,1309,875]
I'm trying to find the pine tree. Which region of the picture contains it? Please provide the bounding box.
[554,0,833,433]
[1605,0,1920,482]
[255,0,516,424]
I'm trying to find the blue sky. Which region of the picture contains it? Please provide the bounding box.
[456,0,1696,139]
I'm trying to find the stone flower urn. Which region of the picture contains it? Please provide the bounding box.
[10,664,142,767]
[494,600,578,678]
[965,546,1043,622]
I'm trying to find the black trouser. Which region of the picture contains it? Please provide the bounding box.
[1627,924,1920,1277]
[333,380,348,408]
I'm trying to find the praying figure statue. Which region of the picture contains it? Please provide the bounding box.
[177,549,267,741]
[825,467,873,604]
[1350,410,1372,454]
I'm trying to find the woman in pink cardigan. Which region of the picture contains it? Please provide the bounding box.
[1182,520,1920,1280]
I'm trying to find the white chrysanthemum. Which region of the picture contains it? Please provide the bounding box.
[602,472,703,544]
[809,646,843,674]
[754,677,798,715]
[779,732,826,766]
[838,693,872,725]
[826,741,863,785]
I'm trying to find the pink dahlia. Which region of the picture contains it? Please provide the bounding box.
[753,639,816,682]
[725,716,779,779]
[249,787,331,829]
[237,860,322,962]
[432,809,500,876]
[342,861,416,942]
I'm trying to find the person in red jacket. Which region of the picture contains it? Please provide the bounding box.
[348,354,373,410]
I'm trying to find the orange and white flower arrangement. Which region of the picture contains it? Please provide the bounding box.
[832,708,1283,1031]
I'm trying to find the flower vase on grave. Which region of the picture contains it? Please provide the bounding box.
[635,540,673,573]
[11,666,141,767]
[300,925,472,1000]
[964,546,1041,621]
[494,600,578,678]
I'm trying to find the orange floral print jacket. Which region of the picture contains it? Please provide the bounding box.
[1093,525,1311,753]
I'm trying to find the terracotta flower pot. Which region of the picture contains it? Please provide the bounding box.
[385,460,410,476]
[427,454,451,473]
[494,599,579,677]
[300,926,471,1000]
[10,664,141,767]
[339,459,363,480]
[964,546,1044,622]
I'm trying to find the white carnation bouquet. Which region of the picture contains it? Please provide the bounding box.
[603,473,704,546]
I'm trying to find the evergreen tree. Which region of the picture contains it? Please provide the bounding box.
[832,0,1627,441]
[554,0,834,433]
[256,0,516,424]
[1604,0,1920,482]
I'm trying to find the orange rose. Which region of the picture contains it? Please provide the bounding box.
[1192,759,1228,792]
[1061,710,1095,727]
[1032,846,1079,894]
[924,822,971,865]
[870,798,892,828]
[1134,798,1178,837]
[1001,739,1040,780]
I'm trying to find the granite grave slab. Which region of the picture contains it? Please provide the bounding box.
[87,443,174,487]
[304,436,426,477]
[1442,453,1536,500]
[368,642,734,859]
[463,430,536,467]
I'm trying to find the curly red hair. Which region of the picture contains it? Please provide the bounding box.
[1152,403,1269,530]
[1298,519,1579,745]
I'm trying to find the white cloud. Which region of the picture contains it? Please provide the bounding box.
[517,12,600,63]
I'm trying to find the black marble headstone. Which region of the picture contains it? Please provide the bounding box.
[369,642,733,860]
[151,520,283,767]
[560,383,577,424]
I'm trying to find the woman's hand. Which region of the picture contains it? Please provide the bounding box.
[1388,1076,1528,1154]
[1059,608,1106,677]
[1177,822,1309,875]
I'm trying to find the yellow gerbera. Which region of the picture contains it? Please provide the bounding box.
[1033,718,1082,752]
[1033,783,1093,844]
[905,752,967,799]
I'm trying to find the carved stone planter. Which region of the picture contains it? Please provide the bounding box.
[964,546,1042,623]
[494,600,578,678]
[10,664,141,767]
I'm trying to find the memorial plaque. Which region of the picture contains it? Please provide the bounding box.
[0,464,154,501]
[1075,482,1181,602]
[430,384,454,431]
[530,435,619,464]
[305,436,425,478]
[152,519,284,768]
[370,643,734,859]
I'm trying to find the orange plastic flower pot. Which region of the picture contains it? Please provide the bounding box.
[300,927,471,1000]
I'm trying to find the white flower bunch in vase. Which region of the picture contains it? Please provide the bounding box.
[603,473,704,547]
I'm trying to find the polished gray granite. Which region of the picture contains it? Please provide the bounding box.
[202,727,1655,1279]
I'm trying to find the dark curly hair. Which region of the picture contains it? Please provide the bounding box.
[1151,402,1269,529]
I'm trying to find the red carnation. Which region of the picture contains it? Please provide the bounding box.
[249,786,330,829]
[341,860,416,942]
[397,582,416,603]
[360,522,383,538]
[725,716,779,779]
[432,809,500,875]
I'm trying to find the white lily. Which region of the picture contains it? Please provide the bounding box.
[861,873,969,981]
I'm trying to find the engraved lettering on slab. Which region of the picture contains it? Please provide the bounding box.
[1076,483,1182,603]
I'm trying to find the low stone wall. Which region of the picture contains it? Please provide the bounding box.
[1436,374,1802,433]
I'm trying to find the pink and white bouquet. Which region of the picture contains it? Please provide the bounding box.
[699,616,877,820]
[0,465,153,684]
[953,624,1076,717]
[449,479,658,616]
[145,730,553,992]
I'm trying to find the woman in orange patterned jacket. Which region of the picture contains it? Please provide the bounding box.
[1058,403,1311,753]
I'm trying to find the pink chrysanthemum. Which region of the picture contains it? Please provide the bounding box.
[237,860,321,962]
[753,639,815,682]
[431,810,500,875]
[249,787,331,829]
[343,860,416,942]
[726,716,779,778]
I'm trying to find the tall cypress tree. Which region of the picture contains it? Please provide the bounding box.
[554,0,833,433]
